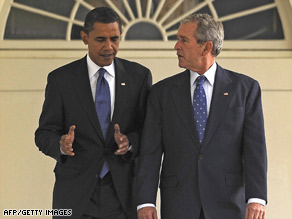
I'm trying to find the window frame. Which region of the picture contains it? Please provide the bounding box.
[0,0,291,55]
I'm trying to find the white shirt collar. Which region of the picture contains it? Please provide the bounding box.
[86,54,115,79]
[190,62,217,87]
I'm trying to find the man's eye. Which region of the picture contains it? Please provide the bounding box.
[111,37,119,42]
[177,38,186,43]
[96,38,105,42]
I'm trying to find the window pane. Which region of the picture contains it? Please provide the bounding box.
[4,8,67,39]
[75,5,89,22]
[14,0,75,17]
[223,8,284,40]
[214,0,275,17]
[84,0,108,8]
[125,22,162,40]
[71,24,83,40]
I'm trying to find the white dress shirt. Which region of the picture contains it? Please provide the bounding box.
[137,62,265,211]
[87,54,115,119]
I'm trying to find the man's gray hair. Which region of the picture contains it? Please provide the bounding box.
[181,14,224,57]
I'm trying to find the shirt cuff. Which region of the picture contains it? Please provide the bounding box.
[60,147,66,155]
[248,198,266,206]
[137,203,156,211]
[128,145,133,152]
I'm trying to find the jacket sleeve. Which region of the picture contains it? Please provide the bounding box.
[35,73,66,163]
[136,85,163,205]
[243,80,268,203]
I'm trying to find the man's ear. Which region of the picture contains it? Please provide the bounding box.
[80,31,88,45]
[202,41,213,56]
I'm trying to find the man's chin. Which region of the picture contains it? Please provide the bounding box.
[178,62,185,69]
[100,58,114,66]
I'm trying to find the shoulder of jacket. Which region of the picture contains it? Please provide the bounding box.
[223,68,258,86]
[154,70,188,87]
[48,57,85,78]
[115,57,150,71]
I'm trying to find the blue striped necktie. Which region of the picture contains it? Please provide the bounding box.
[95,68,110,178]
[193,75,207,143]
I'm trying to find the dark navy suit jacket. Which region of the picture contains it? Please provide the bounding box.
[35,56,152,218]
[137,64,267,219]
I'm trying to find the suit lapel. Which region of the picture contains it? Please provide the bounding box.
[106,58,127,144]
[202,65,233,147]
[70,56,104,142]
[171,70,201,151]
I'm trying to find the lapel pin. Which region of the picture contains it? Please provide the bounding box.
[223,92,229,96]
[121,83,126,86]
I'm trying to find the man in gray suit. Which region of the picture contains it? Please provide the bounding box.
[137,14,267,219]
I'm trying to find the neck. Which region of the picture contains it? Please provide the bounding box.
[196,59,215,75]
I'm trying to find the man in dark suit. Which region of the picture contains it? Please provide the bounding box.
[137,14,267,219]
[35,7,152,219]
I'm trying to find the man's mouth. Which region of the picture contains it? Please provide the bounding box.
[100,54,114,58]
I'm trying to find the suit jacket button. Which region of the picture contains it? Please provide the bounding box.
[199,155,203,160]
[95,173,99,178]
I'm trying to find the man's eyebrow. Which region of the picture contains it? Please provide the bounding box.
[177,35,188,40]
[94,36,119,40]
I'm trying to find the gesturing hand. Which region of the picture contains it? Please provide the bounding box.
[60,125,75,156]
[114,124,130,155]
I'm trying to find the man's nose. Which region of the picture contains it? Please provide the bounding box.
[104,39,112,50]
[174,41,180,50]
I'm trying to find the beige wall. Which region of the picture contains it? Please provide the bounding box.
[0,49,291,218]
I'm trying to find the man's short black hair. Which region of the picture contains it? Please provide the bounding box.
[83,7,122,34]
